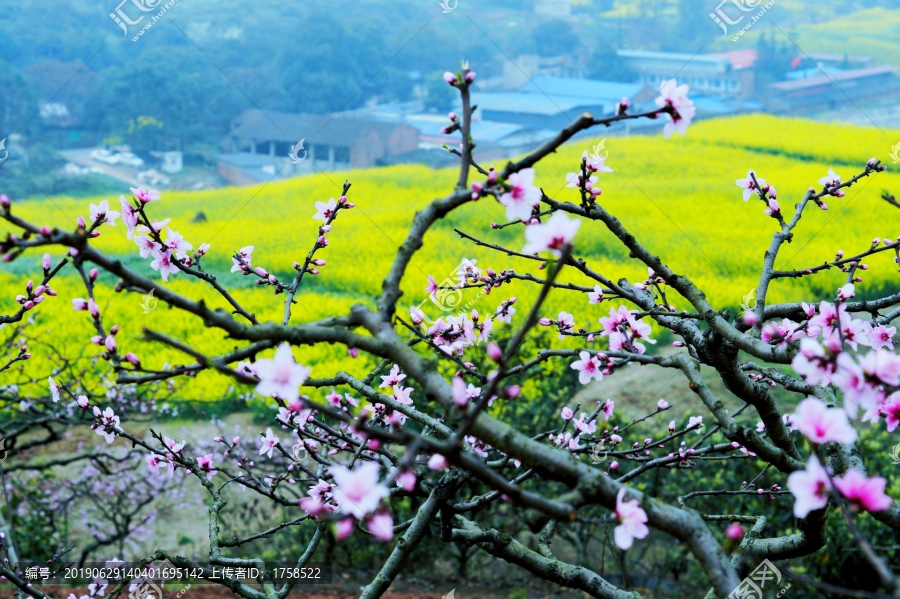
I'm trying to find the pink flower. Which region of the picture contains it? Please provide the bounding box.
[657,399,669,410]
[613,488,649,550]
[313,198,337,221]
[572,412,597,435]
[380,364,406,388]
[325,389,342,407]
[735,170,764,202]
[150,249,180,282]
[792,338,837,387]
[560,406,574,420]
[764,198,780,217]
[197,454,217,478]
[837,283,855,301]
[443,71,458,85]
[881,393,900,432]
[787,456,832,518]
[366,509,395,542]
[135,234,163,259]
[860,348,900,387]
[164,228,192,258]
[49,377,60,402]
[833,469,892,512]
[119,195,138,238]
[72,298,88,311]
[396,470,416,492]
[76,395,89,408]
[868,324,896,350]
[522,212,581,257]
[258,428,280,458]
[809,301,841,337]
[602,399,615,421]
[570,351,603,385]
[725,523,744,540]
[452,377,469,408]
[146,454,162,475]
[230,246,254,273]
[582,150,614,173]
[818,168,841,188]
[428,454,449,470]
[688,415,703,432]
[130,187,160,203]
[253,343,311,402]
[329,462,390,519]
[565,172,597,189]
[88,298,99,318]
[104,334,117,353]
[164,436,185,453]
[655,79,695,138]
[336,518,355,540]
[588,285,604,304]
[89,200,119,226]
[499,168,542,222]
[94,407,119,444]
[792,397,857,444]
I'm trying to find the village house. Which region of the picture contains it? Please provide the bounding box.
[217,109,419,185]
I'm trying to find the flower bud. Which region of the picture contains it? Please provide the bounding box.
[89,268,99,281]
[125,353,141,366]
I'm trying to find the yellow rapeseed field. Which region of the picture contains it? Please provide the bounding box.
[2,113,899,398]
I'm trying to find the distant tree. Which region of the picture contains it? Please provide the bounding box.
[0,60,38,135]
[530,20,580,58]
[83,48,241,152]
[585,43,637,83]
[423,72,457,112]
[755,33,796,88]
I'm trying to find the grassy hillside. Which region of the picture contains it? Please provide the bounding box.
[720,7,900,67]
[3,113,900,399]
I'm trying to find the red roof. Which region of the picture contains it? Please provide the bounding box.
[706,50,758,70]
[770,65,897,91]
